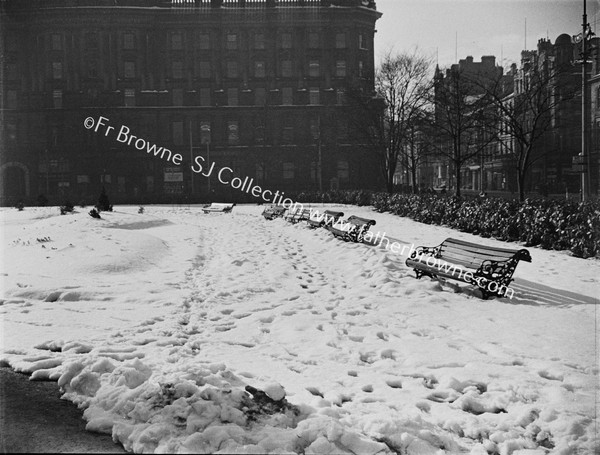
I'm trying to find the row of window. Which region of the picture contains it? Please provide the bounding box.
[169,119,349,145]
[4,117,350,146]
[35,160,350,194]
[41,30,370,52]
[4,59,367,81]
[3,87,347,109]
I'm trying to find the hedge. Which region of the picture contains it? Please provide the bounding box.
[292,191,600,259]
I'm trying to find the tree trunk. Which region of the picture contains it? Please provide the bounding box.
[411,165,418,194]
[517,169,526,202]
[454,163,461,198]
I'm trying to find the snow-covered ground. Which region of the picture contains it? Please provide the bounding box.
[1,204,598,454]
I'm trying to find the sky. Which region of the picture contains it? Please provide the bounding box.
[374,0,600,71]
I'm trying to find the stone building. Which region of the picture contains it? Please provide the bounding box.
[0,0,382,205]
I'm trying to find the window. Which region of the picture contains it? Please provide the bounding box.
[254,33,265,49]
[336,89,346,105]
[125,89,135,107]
[226,33,238,50]
[335,60,347,77]
[337,119,348,140]
[282,123,294,144]
[6,123,17,142]
[172,61,183,79]
[51,34,62,50]
[172,121,184,145]
[227,88,238,106]
[146,176,154,192]
[172,89,183,106]
[337,161,349,181]
[199,33,210,50]
[85,32,98,49]
[256,163,265,181]
[280,32,292,49]
[309,87,320,105]
[87,59,98,78]
[226,61,238,78]
[227,121,239,144]
[200,121,211,144]
[309,60,320,77]
[53,89,63,109]
[255,87,266,106]
[171,32,183,50]
[281,87,293,105]
[52,62,63,79]
[124,32,135,49]
[283,162,295,179]
[310,161,318,182]
[255,118,265,144]
[596,87,600,109]
[359,33,368,50]
[6,90,17,109]
[358,60,364,78]
[310,117,320,139]
[124,61,135,78]
[308,32,319,49]
[6,63,17,80]
[254,61,266,78]
[200,88,211,106]
[199,61,211,79]
[281,60,292,78]
[335,32,346,49]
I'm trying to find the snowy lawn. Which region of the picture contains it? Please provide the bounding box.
[0,204,598,454]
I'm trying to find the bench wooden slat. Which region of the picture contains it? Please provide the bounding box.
[439,249,519,264]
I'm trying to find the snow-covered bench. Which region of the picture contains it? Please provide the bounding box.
[262,205,286,220]
[405,237,532,299]
[307,210,344,229]
[202,203,235,213]
[329,216,376,243]
[284,207,311,224]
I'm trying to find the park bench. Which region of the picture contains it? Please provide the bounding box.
[262,205,286,220]
[328,215,377,243]
[284,207,311,224]
[202,203,235,213]
[405,237,532,299]
[307,210,344,228]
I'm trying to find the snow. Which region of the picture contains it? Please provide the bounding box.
[1,203,598,454]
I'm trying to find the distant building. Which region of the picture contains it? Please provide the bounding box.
[0,0,382,205]
[428,35,596,198]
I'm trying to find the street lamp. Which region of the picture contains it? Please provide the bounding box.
[577,0,595,201]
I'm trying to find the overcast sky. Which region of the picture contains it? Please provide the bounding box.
[373,0,600,70]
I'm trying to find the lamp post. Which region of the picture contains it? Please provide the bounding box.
[580,0,594,201]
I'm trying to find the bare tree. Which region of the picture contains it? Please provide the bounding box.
[348,49,433,193]
[429,67,499,197]
[478,61,579,201]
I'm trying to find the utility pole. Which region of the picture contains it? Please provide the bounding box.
[318,114,323,192]
[581,0,593,201]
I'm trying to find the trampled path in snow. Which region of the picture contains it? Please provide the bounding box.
[0,204,597,454]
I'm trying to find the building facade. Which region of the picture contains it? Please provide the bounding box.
[0,0,382,205]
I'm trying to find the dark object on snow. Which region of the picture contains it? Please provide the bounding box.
[89,208,101,219]
[242,385,300,422]
[138,206,144,214]
[96,187,113,212]
[59,201,74,215]
[15,201,24,211]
